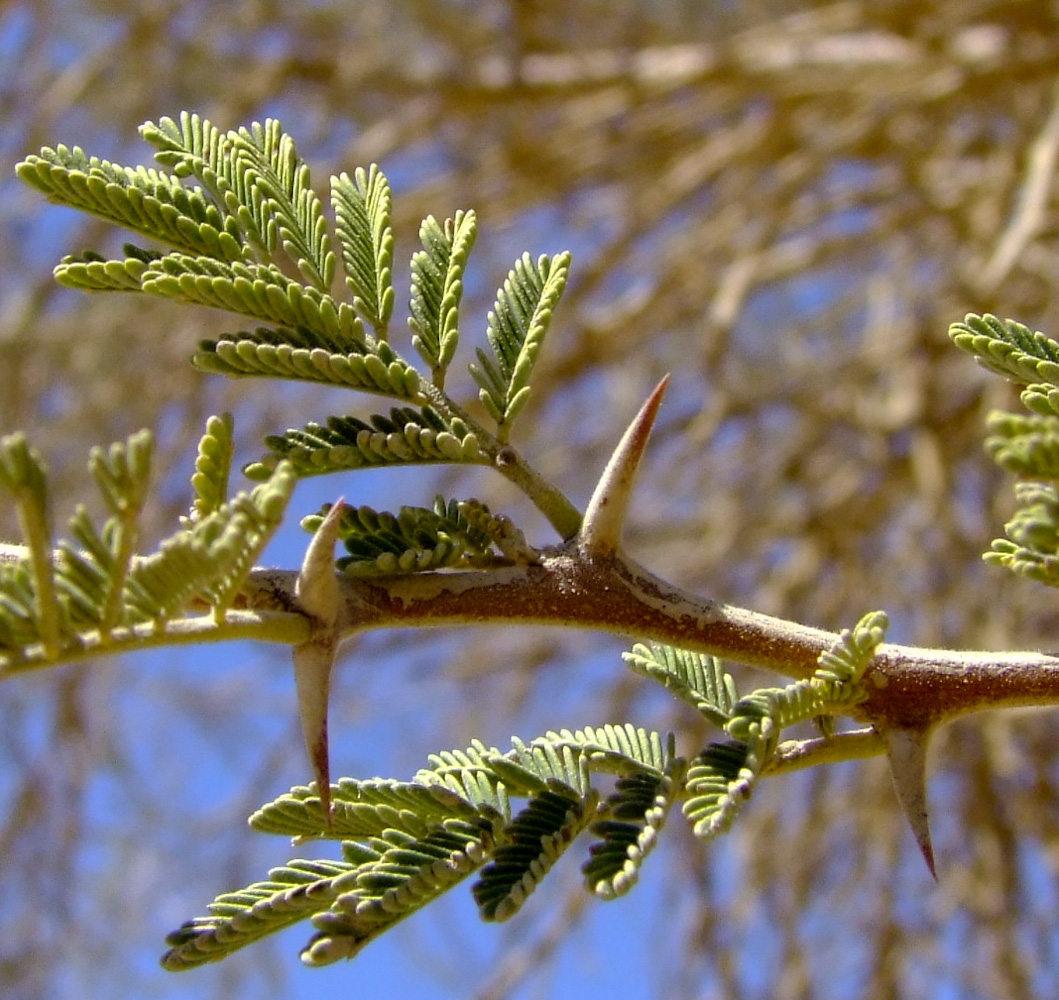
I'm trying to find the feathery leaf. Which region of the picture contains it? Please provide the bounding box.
[185,414,235,524]
[949,313,1059,386]
[986,482,1059,585]
[245,406,484,480]
[301,495,499,575]
[623,642,739,727]
[682,741,759,840]
[408,211,477,386]
[470,251,571,442]
[192,325,421,400]
[472,785,597,922]
[302,827,490,966]
[583,755,686,899]
[15,142,245,261]
[332,166,395,335]
[251,778,502,842]
[161,857,358,970]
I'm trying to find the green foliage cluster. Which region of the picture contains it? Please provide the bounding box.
[950,314,1059,585]
[163,612,885,969]
[0,420,293,671]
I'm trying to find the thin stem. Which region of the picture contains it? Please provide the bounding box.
[419,381,583,540]
[0,609,311,679]
[768,727,884,775]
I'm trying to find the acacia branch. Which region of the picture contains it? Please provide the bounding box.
[242,543,1059,734]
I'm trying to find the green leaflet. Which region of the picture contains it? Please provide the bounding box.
[0,432,60,657]
[622,642,739,728]
[470,250,571,443]
[682,740,760,840]
[303,828,489,966]
[725,610,886,742]
[583,755,686,900]
[192,326,421,400]
[544,724,673,776]
[185,413,234,525]
[473,786,598,922]
[301,495,499,575]
[161,857,359,970]
[986,482,1059,585]
[408,211,477,386]
[144,114,334,289]
[141,255,364,349]
[950,317,1059,586]
[250,778,500,842]
[54,244,164,292]
[949,313,1059,387]
[986,411,1059,479]
[332,166,395,335]
[415,739,513,816]
[15,143,246,262]
[245,406,485,480]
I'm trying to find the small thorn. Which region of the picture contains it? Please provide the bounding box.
[883,727,937,879]
[579,376,669,557]
[293,500,346,827]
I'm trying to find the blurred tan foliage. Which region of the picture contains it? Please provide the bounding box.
[4,2,1059,998]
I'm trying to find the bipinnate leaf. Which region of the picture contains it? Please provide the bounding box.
[984,412,1059,479]
[147,115,335,287]
[546,724,674,776]
[0,429,282,670]
[54,244,164,292]
[408,211,477,386]
[302,828,490,966]
[227,118,335,288]
[682,740,759,840]
[332,166,395,334]
[470,250,571,442]
[250,778,501,841]
[122,461,294,622]
[0,433,59,657]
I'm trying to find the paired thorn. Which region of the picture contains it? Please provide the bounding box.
[883,726,937,880]
[579,376,670,557]
[292,499,346,826]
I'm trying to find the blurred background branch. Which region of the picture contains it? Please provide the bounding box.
[4,2,1059,998]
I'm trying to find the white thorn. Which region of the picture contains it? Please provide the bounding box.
[579,376,669,557]
[293,500,345,825]
[883,726,937,880]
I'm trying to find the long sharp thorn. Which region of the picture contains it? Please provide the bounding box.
[883,726,937,880]
[579,375,669,557]
[293,499,345,826]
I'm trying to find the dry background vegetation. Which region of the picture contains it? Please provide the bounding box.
[4,2,1059,998]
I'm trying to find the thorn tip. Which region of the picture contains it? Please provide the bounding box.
[579,375,670,556]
